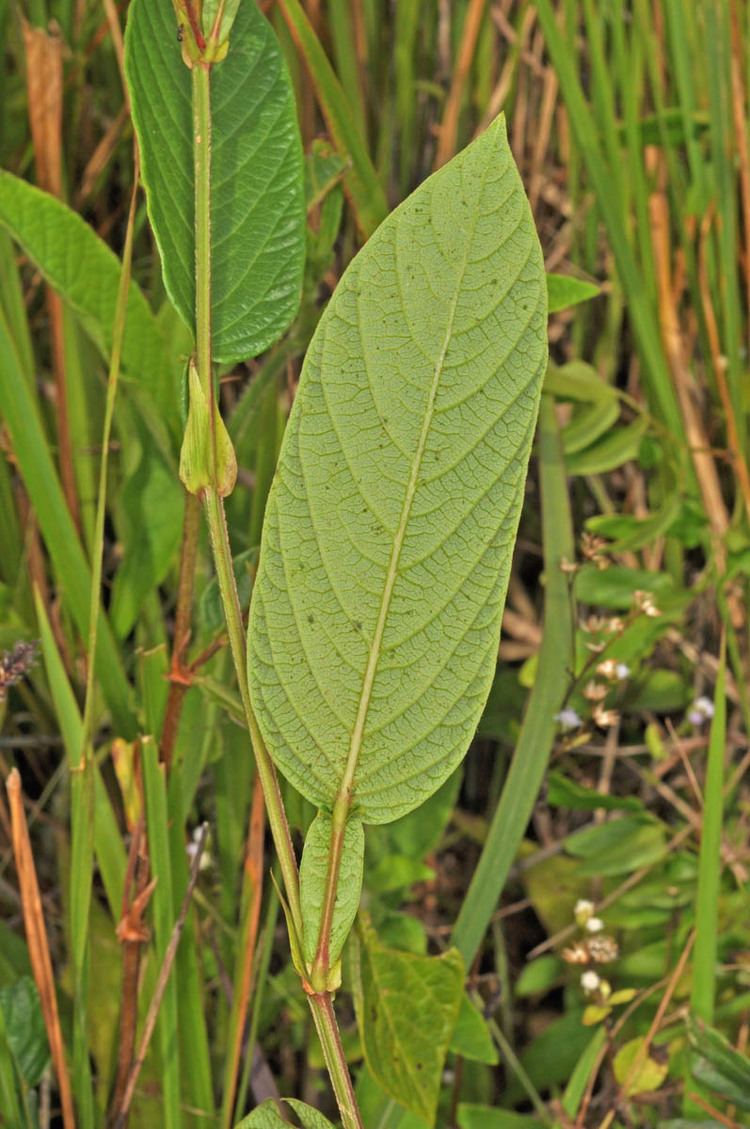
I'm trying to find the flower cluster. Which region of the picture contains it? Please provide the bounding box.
[563,899,619,998]
[562,900,635,1024]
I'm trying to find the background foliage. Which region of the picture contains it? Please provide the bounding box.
[0,1,749,1127]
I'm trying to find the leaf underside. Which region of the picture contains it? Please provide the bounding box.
[248,115,547,825]
[125,0,305,363]
[299,811,363,965]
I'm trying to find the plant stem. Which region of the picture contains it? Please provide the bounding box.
[201,487,363,1128]
[190,56,363,1124]
[201,485,302,930]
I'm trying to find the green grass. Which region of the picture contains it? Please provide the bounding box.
[0,1,748,1126]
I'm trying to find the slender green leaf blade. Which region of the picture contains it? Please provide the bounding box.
[248,115,547,825]
[142,740,181,1129]
[0,171,172,413]
[690,643,726,1023]
[278,0,388,237]
[0,308,135,738]
[125,0,305,363]
[352,918,464,1123]
[451,396,574,965]
[299,811,364,966]
[688,1019,750,1112]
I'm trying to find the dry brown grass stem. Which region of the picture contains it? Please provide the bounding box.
[435,0,487,170]
[6,768,77,1129]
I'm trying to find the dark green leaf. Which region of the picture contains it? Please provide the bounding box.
[0,977,49,1087]
[450,996,499,1065]
[547,770,643,812]
[126,0,305,362]
[352,917,464,1123]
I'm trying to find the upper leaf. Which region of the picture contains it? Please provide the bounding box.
[125,0,305,363]
[248,115,547,825]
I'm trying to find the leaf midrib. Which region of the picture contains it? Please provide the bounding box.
[336,173,486,812]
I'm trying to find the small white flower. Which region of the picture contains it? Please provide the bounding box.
[585,916,604,933]
[574,899,595,925]
[555,707,582,732]
[581,970,601,993]
[615,663,630,681]
[688,696,715,726]
[186,825,212,872]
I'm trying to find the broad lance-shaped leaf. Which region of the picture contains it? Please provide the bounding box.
[125,0,305,363]
[248,114,547,826]
[352,917,465,1123]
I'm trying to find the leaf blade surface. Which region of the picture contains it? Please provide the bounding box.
[125,0,305,362]
[248,116,547,824]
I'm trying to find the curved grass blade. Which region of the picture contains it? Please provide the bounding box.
[277,0,388,238]
[248,115,547,829]
[0,172,172,416]
[452,394,575,966]
[125,0,305,364]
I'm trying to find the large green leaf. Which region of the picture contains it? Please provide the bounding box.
[248,115,547,826]
[0,171,173,415]
[352,918,464,1123]
[125,0,305,363]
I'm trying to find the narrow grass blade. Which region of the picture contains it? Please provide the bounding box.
[690,637,726,1023]
[0,308,135,738]
[166,772,215,1122]
[33,589,127,915]
[277,0,388,237]
[452,394,575,966]
[533,0,683,440]
[141,738,181,1129]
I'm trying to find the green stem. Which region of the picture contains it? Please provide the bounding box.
[201,487,363,1129]
[202,486,302,931]
[190,58,362,1124]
